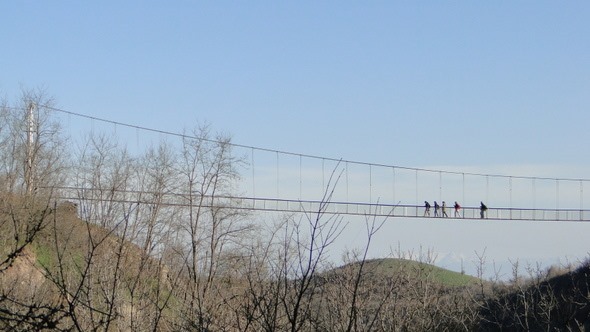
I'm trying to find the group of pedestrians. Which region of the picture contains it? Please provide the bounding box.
[423,201,488,219]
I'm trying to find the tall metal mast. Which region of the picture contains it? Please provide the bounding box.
[25,102,36,194]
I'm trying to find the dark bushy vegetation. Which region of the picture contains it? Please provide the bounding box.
[479,263,590,331]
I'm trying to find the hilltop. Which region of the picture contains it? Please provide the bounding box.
[324,257,480,287]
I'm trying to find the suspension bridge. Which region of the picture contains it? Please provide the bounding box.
[12,104,590,222]
[54,188,590,222]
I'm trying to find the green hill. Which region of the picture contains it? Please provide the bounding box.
[370,258,479,287]
[327,257,481,288]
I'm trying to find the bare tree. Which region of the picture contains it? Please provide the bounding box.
[39,134,182,331]
[0,88,67,196]
[279,166,346,332]
[38,131,134,330]
[73,132,135,229]
[0,88,68,330]
[123,141,181,331]
[170,124,252,330]
[226,164,348,331]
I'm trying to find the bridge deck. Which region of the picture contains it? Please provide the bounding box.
[58,187,590,222]
[238,197,590,222]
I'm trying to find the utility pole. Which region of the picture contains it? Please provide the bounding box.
[25,102,36,194]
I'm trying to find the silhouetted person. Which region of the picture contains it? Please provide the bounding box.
[424,201,431,216]
[454,201,461,217]
[442,201,448,217]
[480,201,488,219]
[434,201,440,217]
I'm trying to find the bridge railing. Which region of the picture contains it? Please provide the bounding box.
[243,198,590,222]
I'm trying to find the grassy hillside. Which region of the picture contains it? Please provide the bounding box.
[326,257,480,288]
[0,196,175,330]
[361,258,480,287]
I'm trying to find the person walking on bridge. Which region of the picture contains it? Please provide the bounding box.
[434,201,440,217]
[442,201,449,217]
[424,201,431,216]
[454,201,461,218]
[480,201,488,219]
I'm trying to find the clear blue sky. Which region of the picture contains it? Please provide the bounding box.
[2,2,590,277]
